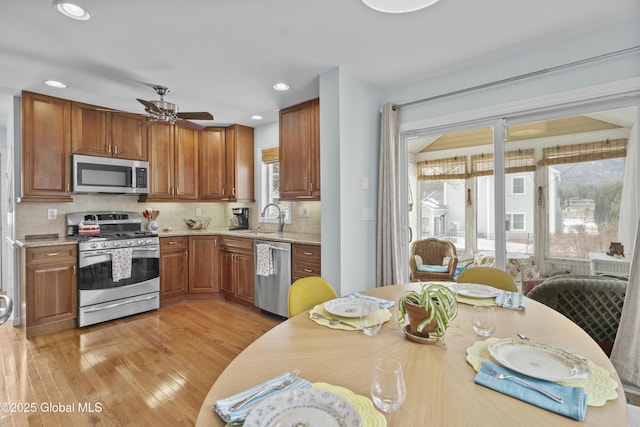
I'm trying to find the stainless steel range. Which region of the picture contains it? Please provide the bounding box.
[66,211,160,327]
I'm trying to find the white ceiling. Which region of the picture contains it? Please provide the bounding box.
[1,0,639,129]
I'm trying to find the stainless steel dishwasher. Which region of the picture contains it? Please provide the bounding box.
[254,240,292,318]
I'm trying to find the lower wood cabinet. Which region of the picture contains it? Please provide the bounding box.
[188,235,220,293]
[25,245,77,329]
[220,237,254,303]
[292,243,321,283]
[160,236,188,299]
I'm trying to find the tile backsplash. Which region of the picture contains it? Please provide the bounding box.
[15,195,321,238]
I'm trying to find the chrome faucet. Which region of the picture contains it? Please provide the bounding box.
[261,203,285,232]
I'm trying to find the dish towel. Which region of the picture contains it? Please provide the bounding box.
[111,248,133,282]
[474,361,587,421]
[494,291,525,310]
[255,244,274,276]
[213,372,312,425]
[349,292,395,309]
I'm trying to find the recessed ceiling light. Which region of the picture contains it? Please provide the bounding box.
[44,80,67,88]
[273,83,290,91]
[250,115,263,120]
[362,0,440,13]
[53,0,91,21]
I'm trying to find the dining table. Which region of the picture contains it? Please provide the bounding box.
[196,282,628,426]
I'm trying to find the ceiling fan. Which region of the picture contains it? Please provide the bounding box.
[136,85,213,131]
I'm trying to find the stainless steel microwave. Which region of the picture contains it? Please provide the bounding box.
[72,154,149,194]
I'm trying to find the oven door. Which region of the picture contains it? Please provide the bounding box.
[78,246,159,291]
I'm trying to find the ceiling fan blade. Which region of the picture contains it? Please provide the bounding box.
[137,98,162,114]
[175,119,205,131]
[176,111,213,120]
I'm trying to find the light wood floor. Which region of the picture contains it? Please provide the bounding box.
[0,298,281,426]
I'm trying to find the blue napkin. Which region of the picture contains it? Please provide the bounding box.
[349,292,395,308]
[213,372,311,425]
[474,361,587,421]
[494,291,525,310]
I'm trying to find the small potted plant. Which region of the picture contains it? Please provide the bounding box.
[397,282,458,340]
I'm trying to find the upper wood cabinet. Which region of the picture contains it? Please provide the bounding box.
[224,124,255,202]
[144,123,198,200]
[21,91,73,202]
[198,127,226,200]
[71,102,148,160]
[279,98,320,200]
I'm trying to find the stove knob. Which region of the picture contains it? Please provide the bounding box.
[126,240,133,246]
[90,242,97,249]
[113,241,121,247]
[102,242,108,248]
[146,239,152,244]
[137,239,144,245]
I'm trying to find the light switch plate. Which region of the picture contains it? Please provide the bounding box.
[48,209,57,220]
[195,207,202,217]
[298,205,310,218]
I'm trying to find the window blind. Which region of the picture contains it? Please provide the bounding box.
[471,149,536,177]
[417,156,468,180]
[539,138,627,166]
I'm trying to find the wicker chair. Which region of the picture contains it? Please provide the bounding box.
[409,238,458,282]
[527,275,627,356]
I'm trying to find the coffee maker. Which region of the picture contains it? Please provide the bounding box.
[230,208,249,230]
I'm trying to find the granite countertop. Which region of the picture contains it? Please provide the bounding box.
[14,236,78,249]
[159,227,321,245]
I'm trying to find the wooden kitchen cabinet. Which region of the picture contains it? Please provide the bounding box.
[199,127,226,199]
[145,124,198,200]
[279,98,320,200]
[160,236,188,299]
[71,101,148,161]
[220,237,254,303]
[224,124,255,202]
[292,243,321,283]
[21,91,73,202]
[188,235,220,293]
[24,245,77,333]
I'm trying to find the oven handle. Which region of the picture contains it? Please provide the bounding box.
[81,247,160,258]
[83,294,158,314]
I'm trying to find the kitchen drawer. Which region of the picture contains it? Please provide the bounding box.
[26,245,77,265]
[160,236,188,251]
[293,260,321,278]
[220,236,253,252]
[292,244,321,264]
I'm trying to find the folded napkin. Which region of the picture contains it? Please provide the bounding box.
[475,361,587,421]
[213,372,311,425]
[494,291,525,310]
[349,292,395,309]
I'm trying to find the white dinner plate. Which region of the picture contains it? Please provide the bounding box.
[450,283,501,299]
[243,388,362,427]
[324,298,378,318]
[488,339,591,382]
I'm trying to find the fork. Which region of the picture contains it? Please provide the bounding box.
[483,364,564,404]
[310,312,358,329]
[228,370,299,412]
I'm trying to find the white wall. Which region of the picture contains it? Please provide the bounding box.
[320,68,382,295]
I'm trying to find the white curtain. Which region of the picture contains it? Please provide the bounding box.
[618,123,638,252]
[376,103,408,286]
[611,218,640,388]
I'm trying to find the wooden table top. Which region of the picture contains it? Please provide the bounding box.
[196,283,627,426]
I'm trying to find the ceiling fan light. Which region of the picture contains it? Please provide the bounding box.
[361,0,440,13]
[53,0,90,21]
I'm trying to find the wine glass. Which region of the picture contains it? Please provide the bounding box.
[471,305,497,336]
[361,309,382,336]
[370,359,406,413]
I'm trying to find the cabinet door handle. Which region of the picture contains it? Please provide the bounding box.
[114,145,118,154]
[108,145,112,154]
[304,268,313,273]
[73,266,76,275]
[232,187,236,196]
[46,253,59,257]
[168,241,178,245]
[303,252,313,256]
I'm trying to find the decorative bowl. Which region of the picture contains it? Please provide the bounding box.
[184,218,211,230]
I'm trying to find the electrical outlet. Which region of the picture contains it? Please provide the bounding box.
[195,208,202,217]
[298,205,310,218]
[47,209,57,220]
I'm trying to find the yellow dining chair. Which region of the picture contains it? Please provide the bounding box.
[457,266,518,292]
[288,276,338,318]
